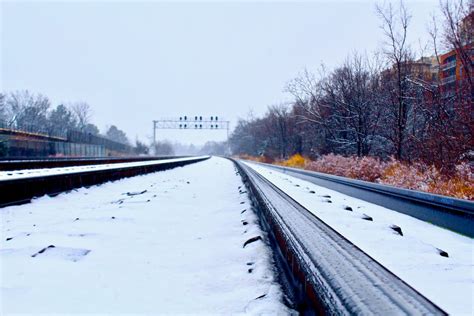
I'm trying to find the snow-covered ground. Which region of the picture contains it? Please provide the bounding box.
[0,157,291,314]
[0,156,209,181]
[245,162,473,315]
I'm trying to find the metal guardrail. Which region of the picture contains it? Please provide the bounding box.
[257,163,474,237]
[0,156,209,207]
[233,159,446,315]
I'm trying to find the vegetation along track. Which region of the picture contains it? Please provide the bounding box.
[232,159,447,315]
[261,163,474,238]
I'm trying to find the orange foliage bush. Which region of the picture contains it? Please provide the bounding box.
[276,154,473,200]
[278,154,307,168]
[305,154,385,182]
[379,159,436,191]
[380,160,474,200]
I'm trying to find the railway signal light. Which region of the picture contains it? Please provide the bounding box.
[153,117,231,156]
[154,116,229,132]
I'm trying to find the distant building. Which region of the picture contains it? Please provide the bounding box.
[380,56,439,85]
[405,56,439,83]
[439,11,473,90]
[439,48,472,88]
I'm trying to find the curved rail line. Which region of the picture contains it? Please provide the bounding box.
[257,163,474,237]
[233,159,446,315]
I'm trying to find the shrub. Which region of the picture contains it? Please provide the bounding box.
[304,154,385,181]
[427,163,473,200]
[346,156,385,181]
[279,154,307,168]
[305,154,352,177]
[379,159,435,191]
[274,153,473,200]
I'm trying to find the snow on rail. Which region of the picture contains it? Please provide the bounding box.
[0,156,209,181]
[244,161,473,315]
[0,157,291,314]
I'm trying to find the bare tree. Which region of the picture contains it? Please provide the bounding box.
[71,102,92,131]
[266,104,293,159]
[324,54,386,156]
[5,90,51,133]
[285,68,335,156]
[376,0,413,159]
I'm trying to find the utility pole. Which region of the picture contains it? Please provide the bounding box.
[152,120,157,155]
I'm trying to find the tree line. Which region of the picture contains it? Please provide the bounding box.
[229,0,473,172]
[0,90,132,146]
[0,90,228,157]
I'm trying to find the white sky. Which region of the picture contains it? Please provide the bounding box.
[1,0,440,145]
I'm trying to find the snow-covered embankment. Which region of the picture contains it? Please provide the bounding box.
[1,157,291,314]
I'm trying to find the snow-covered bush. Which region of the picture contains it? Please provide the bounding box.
[277,154,473,200]
[304,154,385,181]
[305,154,353,177]
[348,156,386,182]
[428,162,473,200]
[379,159,436,191]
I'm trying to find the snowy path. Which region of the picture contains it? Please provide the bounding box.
[245,162,473,315]
[0,157,290,314]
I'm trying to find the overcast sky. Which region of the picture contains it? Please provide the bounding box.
[1,0,439,145]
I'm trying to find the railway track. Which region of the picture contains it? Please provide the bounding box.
[1,156,467,314]
[0,156,185,171]
[258,163,474,238]
[0,156,209,207]
[234,159,447,315]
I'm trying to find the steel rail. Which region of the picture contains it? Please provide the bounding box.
[234,159,446,315]
[0,156,186,171]
[257,163,474,237]
[0,156,209,208]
